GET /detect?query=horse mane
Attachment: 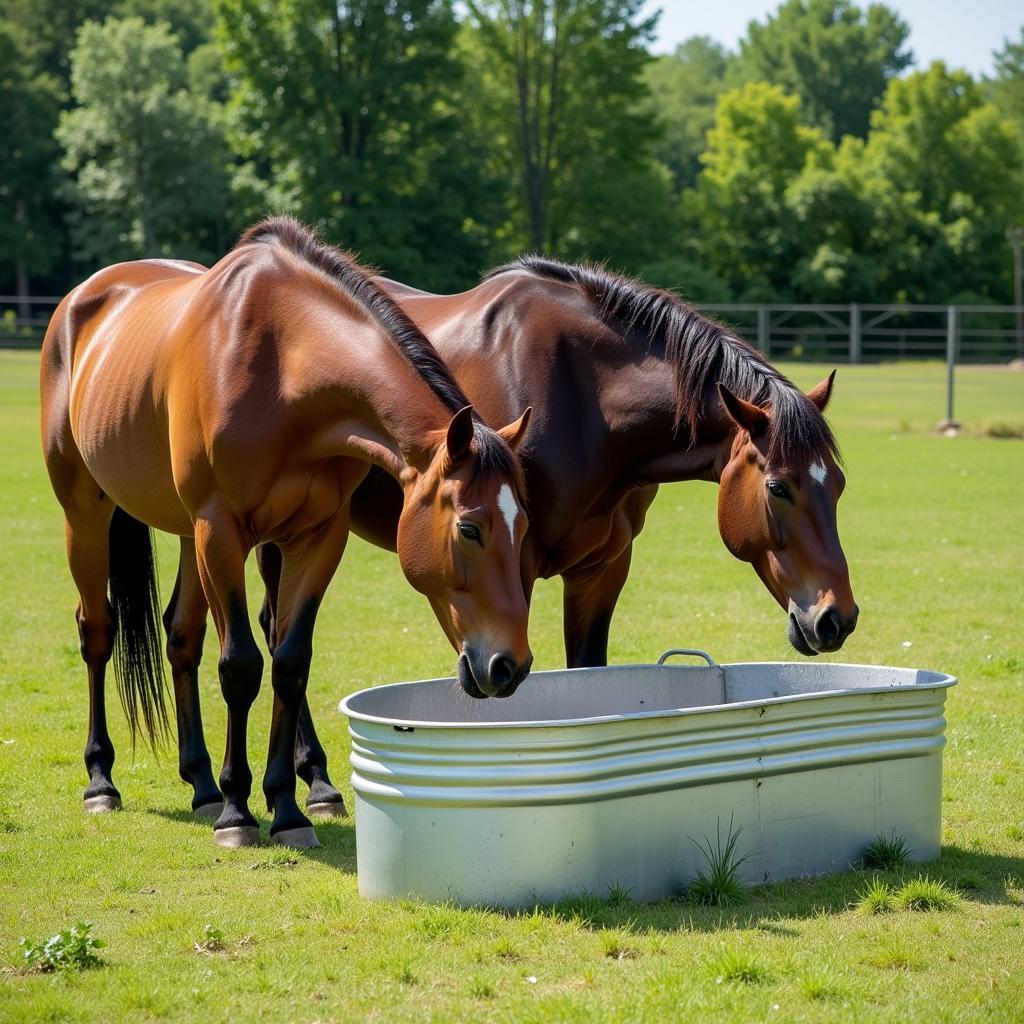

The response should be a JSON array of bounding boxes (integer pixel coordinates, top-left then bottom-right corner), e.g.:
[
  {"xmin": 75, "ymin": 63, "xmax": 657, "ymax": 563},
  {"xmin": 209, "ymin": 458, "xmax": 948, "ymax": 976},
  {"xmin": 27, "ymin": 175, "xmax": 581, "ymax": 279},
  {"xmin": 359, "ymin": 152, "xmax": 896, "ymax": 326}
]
[
  {"xmin": 487, "ymin": 255, "xmax": 840, "ymax": 467},
  {"xmin": 237, "ymin": 217, "xmax": 522, "ymax": 486}
]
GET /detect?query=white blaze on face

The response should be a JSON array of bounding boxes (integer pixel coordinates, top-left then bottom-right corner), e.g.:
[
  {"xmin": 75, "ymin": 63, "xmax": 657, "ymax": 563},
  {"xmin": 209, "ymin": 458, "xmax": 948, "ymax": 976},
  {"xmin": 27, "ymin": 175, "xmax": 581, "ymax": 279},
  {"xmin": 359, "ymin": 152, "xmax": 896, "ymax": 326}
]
[
  {"xmin": 497, "ymin": 483, "xmax": 519, "ymax": 545},
  {"xmin": 809, "ymin": 461, "xmax": 828, "ymax": 486}
]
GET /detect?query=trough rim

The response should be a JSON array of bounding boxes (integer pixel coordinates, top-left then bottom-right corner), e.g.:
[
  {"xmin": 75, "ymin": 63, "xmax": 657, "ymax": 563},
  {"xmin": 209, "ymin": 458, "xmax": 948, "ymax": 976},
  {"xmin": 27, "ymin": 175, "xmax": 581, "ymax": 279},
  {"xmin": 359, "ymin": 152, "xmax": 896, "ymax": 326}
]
[{"xmin": 339, "ymin": 661, "xmax": 956, "ymax": 732}]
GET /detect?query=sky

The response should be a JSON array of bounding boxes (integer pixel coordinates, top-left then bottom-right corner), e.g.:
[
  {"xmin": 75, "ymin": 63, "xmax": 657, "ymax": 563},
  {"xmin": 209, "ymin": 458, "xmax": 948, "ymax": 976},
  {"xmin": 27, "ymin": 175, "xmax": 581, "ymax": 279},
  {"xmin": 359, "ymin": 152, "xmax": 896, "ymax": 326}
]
[{"xmin": 643, "ymin": 0, "xmax": 1021, "ymax": 78}]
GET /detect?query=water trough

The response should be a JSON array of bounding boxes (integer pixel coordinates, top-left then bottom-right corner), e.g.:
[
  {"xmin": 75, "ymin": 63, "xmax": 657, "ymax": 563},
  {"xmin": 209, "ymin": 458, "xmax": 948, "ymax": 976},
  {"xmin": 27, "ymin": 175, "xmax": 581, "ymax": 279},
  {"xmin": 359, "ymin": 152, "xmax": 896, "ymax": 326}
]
[{"xmin": 339, "ymin": 651, "xmax": 955, "ymax": 907}]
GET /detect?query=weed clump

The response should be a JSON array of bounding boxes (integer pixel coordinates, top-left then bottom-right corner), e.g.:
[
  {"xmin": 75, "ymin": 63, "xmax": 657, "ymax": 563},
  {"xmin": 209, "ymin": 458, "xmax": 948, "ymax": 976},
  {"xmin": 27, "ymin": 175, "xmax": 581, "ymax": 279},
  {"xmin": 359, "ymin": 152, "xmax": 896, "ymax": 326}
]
[
  {"xmin": 862, "ymin": 831, "xmax": 911, "ymax": 871},
  {"xmin": 855, "ymin": 877, "xmax": 896, "ymax": 914},
  {"xmin": 683, "ymin": 817, "xmax": 749, "ymax": 907},
  {"xmin": 710, "ymin": 947, "xmax": 772, "ymax": 985},
  {"xmin": 21, "ymin": 921, "xmax": 104, "ymax": 973},
  {"xmin": 893, "ymin": 876, "xmax": 959, "ymax": 912}
]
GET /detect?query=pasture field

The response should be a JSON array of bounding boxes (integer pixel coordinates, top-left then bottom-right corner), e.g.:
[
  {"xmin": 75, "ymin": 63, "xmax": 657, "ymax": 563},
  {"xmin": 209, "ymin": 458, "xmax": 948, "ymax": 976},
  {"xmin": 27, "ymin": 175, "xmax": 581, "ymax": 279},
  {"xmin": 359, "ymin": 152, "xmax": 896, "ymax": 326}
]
[{"xmin": 1, "ymin": 350, "xmax": 1022, "ymax": 1023}]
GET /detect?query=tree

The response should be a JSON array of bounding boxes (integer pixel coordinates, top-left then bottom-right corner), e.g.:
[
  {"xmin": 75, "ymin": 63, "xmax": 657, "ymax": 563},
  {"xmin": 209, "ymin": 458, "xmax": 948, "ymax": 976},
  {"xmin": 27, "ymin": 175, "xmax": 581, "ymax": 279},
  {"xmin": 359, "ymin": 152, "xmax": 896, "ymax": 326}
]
[
  {"xmin": 462, "ymin": 0, "xmax": 675, "ymax": 268},
  {"xmin": 56, "ymin": 17, "xmax": 231, "ymax": 268},
  {"xmin": 216, "ymin": 0, "xmax": 497, "ymax": 290},
  {"xmin": 683, "ymin": 82, "xmax": 833, "ymax": 300},
  {"xmin": 844, "ymin": 62, "xmax": 1024, "ymax": 302},
  {"xmin": 643, "ymin": 36, "xmax": 734, "ymax": 192},
  {"xmin": 736, "ymin": 0, "xmax": 912, "ymax": 142},
  {"xmin": 988, "ymin": 28, "xmax": 1024, "ymax": 145},
  {"xmin": 0, "ymin": 21, "xmax": 65, "ymax": 307}
]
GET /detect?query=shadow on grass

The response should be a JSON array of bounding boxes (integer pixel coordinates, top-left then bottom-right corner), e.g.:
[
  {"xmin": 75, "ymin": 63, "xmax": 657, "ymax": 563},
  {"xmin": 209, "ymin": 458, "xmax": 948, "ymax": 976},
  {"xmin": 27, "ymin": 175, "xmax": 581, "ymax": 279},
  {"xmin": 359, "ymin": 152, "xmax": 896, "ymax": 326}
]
[
  {"xmin": 148, "ymin": 807, "xmax": 357, "ymax": 873},
  {"xmin": 505, "ymin": 844, "xmax": 1024, "ymax": 935}
]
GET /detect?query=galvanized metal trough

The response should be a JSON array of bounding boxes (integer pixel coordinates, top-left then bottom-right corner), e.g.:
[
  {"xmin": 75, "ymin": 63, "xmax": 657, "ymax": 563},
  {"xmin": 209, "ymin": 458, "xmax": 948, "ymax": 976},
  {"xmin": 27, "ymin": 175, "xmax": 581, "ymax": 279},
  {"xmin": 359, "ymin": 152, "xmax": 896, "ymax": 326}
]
[{"xmin": 339, "ymin": 651, "xmax": 955, "ymax": 907}]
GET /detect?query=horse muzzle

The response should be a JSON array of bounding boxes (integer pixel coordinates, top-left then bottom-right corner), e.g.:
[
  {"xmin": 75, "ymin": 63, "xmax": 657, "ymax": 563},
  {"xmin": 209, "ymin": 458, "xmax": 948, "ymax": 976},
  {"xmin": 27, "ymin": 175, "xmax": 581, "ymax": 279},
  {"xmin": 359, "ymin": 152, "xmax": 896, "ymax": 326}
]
[
  {"xmin": 788, "ymin": 602, "xmax": 859, "ymax": 656},
  {"xmin": 458, "ymin": 647, "xmax": 533, "ymax": 699}
]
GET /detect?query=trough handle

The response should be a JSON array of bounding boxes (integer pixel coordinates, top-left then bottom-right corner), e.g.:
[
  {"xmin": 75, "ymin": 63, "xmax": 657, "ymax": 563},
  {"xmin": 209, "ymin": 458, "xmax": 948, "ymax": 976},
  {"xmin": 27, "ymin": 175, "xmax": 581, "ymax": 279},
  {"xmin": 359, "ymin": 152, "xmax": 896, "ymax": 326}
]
[{"xmin": 657, "ymin": 648, "xmax": 717, "ymax": 668}]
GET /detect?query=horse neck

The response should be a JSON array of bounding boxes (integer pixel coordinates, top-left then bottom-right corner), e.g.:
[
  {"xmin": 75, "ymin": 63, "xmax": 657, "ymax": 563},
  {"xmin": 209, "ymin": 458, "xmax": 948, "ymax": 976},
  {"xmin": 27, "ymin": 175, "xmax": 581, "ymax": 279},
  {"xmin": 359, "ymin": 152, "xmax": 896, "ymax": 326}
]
[
  {"xmin": 593, "ymin": 331, "xmax": 738, "ymax": 486},
  {"xmin": 280, "ymin": 284, "xmax": 457, "ymax": 477}
]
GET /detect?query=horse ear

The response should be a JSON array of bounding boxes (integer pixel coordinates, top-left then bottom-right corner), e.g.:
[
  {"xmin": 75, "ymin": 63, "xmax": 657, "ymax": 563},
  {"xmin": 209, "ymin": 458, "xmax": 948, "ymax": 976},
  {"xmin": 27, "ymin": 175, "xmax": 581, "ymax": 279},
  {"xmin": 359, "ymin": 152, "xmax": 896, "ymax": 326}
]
[
  {"xmin": 496, "ymin": 407, "xmax": 532, "ymax": 452},
  {"xmin": 445, "ymin": 405, "xmax": 475, "ymax": 465},
  {"xmin": 806, "ymin": 370, "xmax": 836, "ymax": 412},
  {"xmin": 717, "ymin": 382, "xmax": 769, "ymax": 436}
]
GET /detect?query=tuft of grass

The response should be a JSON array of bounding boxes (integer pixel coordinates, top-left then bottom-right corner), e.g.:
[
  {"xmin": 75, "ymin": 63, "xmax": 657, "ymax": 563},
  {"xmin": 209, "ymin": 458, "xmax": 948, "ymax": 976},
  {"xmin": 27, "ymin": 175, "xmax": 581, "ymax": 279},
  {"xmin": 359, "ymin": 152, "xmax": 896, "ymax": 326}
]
[
  {"xmin": 710, "ymin": 947, "xmax": 772, "ymax": 985},
  {"xmin": 1006, "ymin": 825, "xmax": 1024, "ymax": 842},
  {"xmin": 980, "ymin": 416, "xmax": 1024, "ymax": 439},
  {"xmin": 954, "ymin": 870, "xmax": 985, "ymax": 893},
  {"xmin": 395, "ymin": 962, "xmax": 417, "ymax": 985},
  {"xmin": 800, "ymin": 972, "xmax": 843, "ymax": 1002},
  {"xmin": 493, "ymin": 937, "xmax": 519, "ymax": 961},
  {"xmin": 863, "ymin": 941, "xmax": 924, "ymax": 972},
  {"xmin": 468, "ymin": 975, "xmax": 495, "ymax": 999},
  {"xmin": 249, "ymin": 850, "xmax": 298, "ymax": 870},
  {"xmin": 893, "ymin": 876, "xmax": 960, "ymax": 912},
  {"xmin": 20, "ymin": 921, "xmax": 105, "ymax": 973},
  {"xmin": 855, "ymin": 877, "xmax": 895, "ymax": 914},
  {"xmin": 599, "ymin": 928, "xmax": 640, "ymax": 961},
  {"xmin": 862, "ymin": 831, "xmax": 912, "ymax": 871},
  {"xmin": 683, "ymin": 817, "xmax": 750, "ymax": 907},
  {"xmin": 606, "ymin": 881, "xmax": 633, "ymax": 907}
]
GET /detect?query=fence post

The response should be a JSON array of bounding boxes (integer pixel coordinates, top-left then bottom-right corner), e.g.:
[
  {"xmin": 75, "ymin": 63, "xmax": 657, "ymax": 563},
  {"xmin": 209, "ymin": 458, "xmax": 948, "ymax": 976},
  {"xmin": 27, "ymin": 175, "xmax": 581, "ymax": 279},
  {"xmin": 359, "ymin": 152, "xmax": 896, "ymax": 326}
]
[
  {"xmin": 849, "ymin": 303, "xmax": 861, "ymax": 364},
  {"xmin": 944, "ymin": 305, "xmax": 958, "ymax": 428},
  {"xmin": 757, "ymin": 306, "xmax": 770, "ymax": 356}
]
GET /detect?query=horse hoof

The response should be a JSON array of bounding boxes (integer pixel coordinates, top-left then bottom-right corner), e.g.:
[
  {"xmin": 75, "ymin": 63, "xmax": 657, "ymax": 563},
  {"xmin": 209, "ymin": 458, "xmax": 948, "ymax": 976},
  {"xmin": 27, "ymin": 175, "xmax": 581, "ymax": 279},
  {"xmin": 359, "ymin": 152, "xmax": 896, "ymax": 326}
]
[
  {"xmin": 213, "ymin": 825, "xmax": 261, "ymax": 849},
  {"xmin": 193, "ymin": 800, "xmax": 224, "ymax": 821},
  {"xmin": 306, "ymin": 800, "xmax": 347, "ymax": 819},
  {"xmin": 84, "ymin": 794, "xmax": 122, "ymax": 814},
  {"xmin": 271, "ymin": 826, "xmax": 320, "ymax": 849}
]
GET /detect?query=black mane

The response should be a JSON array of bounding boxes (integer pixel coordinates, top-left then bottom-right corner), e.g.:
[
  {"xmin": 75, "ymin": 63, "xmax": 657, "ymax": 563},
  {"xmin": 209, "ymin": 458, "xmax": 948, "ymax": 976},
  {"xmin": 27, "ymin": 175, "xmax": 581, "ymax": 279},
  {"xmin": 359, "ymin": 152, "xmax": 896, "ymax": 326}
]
[
  {"xmin": 488, "ymin": 255, "xmax": 839, "ymax": 467},
  {"xmin": 237, "ymin": 217, "xmax": 521, "ymax": 484}
]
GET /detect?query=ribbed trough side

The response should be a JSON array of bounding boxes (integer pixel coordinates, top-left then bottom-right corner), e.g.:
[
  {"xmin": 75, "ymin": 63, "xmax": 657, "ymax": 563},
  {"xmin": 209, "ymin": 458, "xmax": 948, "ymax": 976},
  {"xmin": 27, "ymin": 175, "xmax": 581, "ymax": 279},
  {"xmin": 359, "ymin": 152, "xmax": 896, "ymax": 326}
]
[{"xmin": 340, "ymin": 662, "xmax": 955, "ymax": 907}]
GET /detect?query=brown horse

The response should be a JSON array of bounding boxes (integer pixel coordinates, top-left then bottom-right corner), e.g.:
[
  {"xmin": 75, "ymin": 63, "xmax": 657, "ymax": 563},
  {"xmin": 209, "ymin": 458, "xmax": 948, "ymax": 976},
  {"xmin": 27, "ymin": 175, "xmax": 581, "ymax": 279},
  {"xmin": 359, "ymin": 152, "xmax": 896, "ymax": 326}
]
[
  {"xmin": 40, "ymin": 217, "xmax": 532, "ymax": 848},
  {"xmin": 244, "ymin": 257, "xmax": 859, "ymax": 817}
]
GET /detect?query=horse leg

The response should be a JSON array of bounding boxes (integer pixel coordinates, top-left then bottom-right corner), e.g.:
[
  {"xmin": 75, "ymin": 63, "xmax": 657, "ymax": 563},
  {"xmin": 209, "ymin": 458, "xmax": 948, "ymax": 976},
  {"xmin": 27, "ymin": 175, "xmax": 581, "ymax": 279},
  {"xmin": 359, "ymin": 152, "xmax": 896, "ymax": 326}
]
[
  {"xmin": 562, "ymin": 543, "xmax": 633, "ymax": 668},
  {"xmin": 262, "ymin": 516, "xmax": 349, "ymax": 848},
  {"xmin": 66, "ymin": 510, "xmax": 120, "ymax": 812},
  {"xmin": 257, "ymin": 542, "xmax": 346, "ymax": 818},
  {"xmin": 163, "ymin": 538, "xmax": 222, "ymax": 818},
  {"xmin": 194, "ymin": 510, "xmax": 263, "ymax": 848}
]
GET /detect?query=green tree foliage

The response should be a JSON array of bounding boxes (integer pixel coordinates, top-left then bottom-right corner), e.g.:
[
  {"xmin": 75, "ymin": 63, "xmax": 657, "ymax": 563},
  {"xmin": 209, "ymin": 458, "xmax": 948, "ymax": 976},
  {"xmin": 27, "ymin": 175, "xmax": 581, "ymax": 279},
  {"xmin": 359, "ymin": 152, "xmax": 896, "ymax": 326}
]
[
  {"xmin": 56, "ymin": 17, "xmax": 231, "ymax": 267},
  {"xmin": 847, "ymin": 62, "xmax": 1024, "ymax": 302},
  {"xmin": 0, "ymin": 22, "xmax": 65, "ymax": 300},
  {"xmin": 643, "ymin": 36, "xmax": 734, "ymax": 191},
  {"xmin": 463, "ymin": 0, "xmax": 677, "ymax": 271},
  {"xmin": 988, "ymin": 28, "xmax": 1024, "ymax": 144},
  {"xmin": 684, "ymin": 82, "xmax": 833, "ymax": 300},
  {"xmin": 216, "ymin": 0, "xmax": 496, "ymax": 290},
  {"xmin": 736, "ymin": 0, "xmax": 912, "ymax": 141}
]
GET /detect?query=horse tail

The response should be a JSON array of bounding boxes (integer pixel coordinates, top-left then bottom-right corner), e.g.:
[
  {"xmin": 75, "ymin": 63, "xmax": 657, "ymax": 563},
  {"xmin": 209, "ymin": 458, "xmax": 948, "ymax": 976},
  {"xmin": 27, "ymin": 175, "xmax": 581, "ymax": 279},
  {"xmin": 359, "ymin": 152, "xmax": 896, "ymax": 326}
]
[{"xmin": 108, "ymin": 506, "xmax": 169, "ymax": 750}]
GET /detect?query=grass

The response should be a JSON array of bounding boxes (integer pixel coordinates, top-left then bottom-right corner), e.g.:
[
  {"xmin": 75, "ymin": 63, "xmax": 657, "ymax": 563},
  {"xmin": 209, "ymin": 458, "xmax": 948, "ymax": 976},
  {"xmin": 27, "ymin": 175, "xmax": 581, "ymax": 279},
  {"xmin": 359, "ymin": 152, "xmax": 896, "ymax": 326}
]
[
  {"xmin": 2, "ymin": 354, "xmax": 1024, "ymax": 1022},
  {"xmin": 683, "ymin": 818, "xmax": 750, "ymax": 908},
  {"xmin": 862, "ymin": 832, "xmax": 913, "ymax": 871}
]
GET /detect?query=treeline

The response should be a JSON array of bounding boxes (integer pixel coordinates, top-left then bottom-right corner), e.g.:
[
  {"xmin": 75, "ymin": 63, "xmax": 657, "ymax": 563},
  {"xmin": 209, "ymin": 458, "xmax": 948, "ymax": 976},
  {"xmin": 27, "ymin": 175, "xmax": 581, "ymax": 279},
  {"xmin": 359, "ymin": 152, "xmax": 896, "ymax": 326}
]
[{"xmin": 2, "ymin": 0, "xmax": 1023, "ymax": 304}]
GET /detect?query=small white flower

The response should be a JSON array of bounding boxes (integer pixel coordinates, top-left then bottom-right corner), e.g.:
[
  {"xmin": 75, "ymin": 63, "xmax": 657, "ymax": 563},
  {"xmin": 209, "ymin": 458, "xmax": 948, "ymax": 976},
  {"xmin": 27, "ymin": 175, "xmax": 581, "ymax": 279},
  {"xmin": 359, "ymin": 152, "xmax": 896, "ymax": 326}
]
[{"xmin": 902, "ymin": 641, "xmax": 913, "ymax": 648}]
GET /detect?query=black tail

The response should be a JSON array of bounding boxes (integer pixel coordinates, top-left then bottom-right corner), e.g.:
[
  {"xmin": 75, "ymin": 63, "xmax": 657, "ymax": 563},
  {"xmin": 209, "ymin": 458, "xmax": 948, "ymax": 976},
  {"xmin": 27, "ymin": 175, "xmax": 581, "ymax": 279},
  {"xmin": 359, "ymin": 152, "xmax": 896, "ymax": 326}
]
[{"xmin": 108, "ymin": 507, "xmax": 169, "ymax": 749}]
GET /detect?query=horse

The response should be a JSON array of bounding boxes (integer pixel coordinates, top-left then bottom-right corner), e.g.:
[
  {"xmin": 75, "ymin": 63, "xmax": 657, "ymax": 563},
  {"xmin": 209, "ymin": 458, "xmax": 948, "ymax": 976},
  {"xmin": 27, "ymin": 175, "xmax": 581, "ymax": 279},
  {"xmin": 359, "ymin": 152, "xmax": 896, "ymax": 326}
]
[{"xmin": 39, "ymin": 216, "xmax": 533, "ymax": 849}]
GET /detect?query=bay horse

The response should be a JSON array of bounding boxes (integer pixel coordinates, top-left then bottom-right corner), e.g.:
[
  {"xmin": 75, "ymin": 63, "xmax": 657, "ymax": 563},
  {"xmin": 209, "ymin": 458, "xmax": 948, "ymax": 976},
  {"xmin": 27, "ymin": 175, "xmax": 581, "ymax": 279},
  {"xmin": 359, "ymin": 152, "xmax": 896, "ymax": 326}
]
[
  {"xmin": 40, "ymin": 216, "xmax": 532, "ymax": 848},
  {"xmin": 246, "ymin": 257, "xmax": 858, "ymax": 817}
]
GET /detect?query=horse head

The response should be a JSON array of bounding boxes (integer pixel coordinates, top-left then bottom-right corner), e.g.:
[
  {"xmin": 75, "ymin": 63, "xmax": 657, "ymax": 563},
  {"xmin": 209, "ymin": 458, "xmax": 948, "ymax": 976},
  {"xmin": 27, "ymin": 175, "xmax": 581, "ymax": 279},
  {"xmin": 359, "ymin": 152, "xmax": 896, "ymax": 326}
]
[
  {"xmin": 397, "ymin": 405, "xmax": 534, "ymax": 697},
  {"xmin": 716, "ymin": 372, "xmax": 858, "ymax": 655}
]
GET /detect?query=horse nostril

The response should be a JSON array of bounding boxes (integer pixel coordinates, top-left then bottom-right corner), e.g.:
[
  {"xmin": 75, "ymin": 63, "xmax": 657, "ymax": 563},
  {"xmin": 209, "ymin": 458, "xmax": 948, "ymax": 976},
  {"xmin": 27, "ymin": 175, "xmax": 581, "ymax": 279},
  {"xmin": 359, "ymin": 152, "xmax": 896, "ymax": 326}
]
[
  {"xmin": 815, "ymin": 606, "xmax": 843, "ymax": 648},
  {"xmin": 488, "ymin": 653, "xmax": 517, "ymax": 690}
]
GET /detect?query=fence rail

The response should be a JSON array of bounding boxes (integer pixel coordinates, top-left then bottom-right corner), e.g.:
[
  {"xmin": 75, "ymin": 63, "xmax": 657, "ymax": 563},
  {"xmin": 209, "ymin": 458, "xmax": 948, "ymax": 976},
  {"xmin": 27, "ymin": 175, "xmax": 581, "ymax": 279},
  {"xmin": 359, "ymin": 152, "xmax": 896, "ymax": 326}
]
[{"xmin": 4, "ymin": 296, "xmax": 1024, "ymax": 363}]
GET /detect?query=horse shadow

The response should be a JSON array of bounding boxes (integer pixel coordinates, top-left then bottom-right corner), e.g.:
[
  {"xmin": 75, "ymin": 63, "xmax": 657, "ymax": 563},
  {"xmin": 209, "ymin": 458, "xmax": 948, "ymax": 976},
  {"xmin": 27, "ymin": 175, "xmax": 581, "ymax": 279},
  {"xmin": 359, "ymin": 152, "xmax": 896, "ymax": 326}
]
[{"xmin": 148, "ymin": 807, "xmax": 357, "ymax": 873}]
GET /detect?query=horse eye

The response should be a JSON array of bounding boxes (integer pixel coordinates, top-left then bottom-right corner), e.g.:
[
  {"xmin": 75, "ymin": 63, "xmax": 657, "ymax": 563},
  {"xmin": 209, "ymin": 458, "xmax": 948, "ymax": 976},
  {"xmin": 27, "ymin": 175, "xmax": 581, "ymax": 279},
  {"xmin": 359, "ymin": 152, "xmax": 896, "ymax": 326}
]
[
  {"xmin": 458, "ymin": 521, "xmax": 482, "ymax": 545},
  {"xmin": 767, "ymin": 480, "xmax": 791, "ymax": 501}
]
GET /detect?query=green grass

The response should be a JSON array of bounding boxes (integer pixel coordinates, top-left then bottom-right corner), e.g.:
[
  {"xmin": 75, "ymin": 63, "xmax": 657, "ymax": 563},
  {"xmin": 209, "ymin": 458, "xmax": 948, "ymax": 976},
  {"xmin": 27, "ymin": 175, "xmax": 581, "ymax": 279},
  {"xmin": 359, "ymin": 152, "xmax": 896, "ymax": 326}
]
[
  {"xmin": 862, "ymin": 832, "xmax": 913, "ymax": 872},
  {"xmin": 1, "ymin": 353, "xmax": 1023, "ymax": 1022}
]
